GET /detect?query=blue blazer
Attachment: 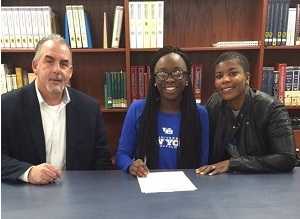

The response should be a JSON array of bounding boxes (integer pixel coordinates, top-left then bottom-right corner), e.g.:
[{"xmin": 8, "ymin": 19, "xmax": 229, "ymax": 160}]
[{"xmin": 1, "ymin": 82, "xmax": 112, "ymax": 181}]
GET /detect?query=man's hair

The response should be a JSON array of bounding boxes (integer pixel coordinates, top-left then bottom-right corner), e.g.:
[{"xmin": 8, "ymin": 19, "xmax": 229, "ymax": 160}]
[
  {"xmin": 33, "ymin": 34, "xmax": 71, "ymax": 62},
  {"xmin": 135, "ymin": 46, "xmax": 202, "ymax": 169},
  {"xmin": 214, "ymin": 51, "xmax": 250, "ymax": 73}
]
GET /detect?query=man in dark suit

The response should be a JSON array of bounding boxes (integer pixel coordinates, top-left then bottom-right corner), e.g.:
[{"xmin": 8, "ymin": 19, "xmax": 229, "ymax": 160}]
[{"xmin": 2, "ymin": 34, "xmax": 112, "ymax": 184}]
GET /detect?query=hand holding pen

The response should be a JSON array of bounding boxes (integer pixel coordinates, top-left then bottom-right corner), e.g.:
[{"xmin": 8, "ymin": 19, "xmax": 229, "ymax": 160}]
[{"xmin": 129, "ymin": 158, "xmax": 149, "ymax": 177}]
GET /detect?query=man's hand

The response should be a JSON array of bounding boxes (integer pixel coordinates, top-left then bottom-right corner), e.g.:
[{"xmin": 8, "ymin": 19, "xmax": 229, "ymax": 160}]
[
  {"xmin": 28, "ymin": 163, "xmax": 61, "ymax": 185},
  {"xmin": 129, "ymin": 159, "xmax": 149, "ymax": 177},
  {"xmin": 195, "ymin": 160, "xmax": 230, "ymax": 176}
]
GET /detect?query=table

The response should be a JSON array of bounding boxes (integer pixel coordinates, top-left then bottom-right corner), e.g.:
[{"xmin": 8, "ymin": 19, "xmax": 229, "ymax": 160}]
[{"xmin": 2, "ymin": 168, "xmax": 300, "ymax": 219}]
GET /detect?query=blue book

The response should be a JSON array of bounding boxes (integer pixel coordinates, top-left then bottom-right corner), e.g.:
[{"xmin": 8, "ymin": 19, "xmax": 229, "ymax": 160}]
[
  {"xmin": 84, "ymin": 12, "xmax": 93, "ymax": 48},
  {"xmin": 63, "ymin": 13, "xmax": 71, "ymax": 47}
]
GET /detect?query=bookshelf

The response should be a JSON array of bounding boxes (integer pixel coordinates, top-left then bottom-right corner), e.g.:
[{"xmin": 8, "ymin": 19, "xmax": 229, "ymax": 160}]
[{"xmin": 2, "ymin": 0, "xmax": 300, "ymax": 156}]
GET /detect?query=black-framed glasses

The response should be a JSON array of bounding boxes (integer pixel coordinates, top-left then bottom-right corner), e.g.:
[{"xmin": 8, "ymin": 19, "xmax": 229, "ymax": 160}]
[{"xmin": 154, "ymin": 70, "xmax": 187, "ymax": 81}]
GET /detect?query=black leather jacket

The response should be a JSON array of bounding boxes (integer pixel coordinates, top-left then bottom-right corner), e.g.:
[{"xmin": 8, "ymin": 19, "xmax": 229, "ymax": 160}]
[{"xmin": 206, "ymin": 87, "xmax": 296, "ymax": 172}]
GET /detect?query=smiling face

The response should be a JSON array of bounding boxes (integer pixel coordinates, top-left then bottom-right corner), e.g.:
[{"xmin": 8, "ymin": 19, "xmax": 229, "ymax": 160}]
[
  {"xmin": 214, "ymin": 58, "xmax": 250, "ymax": 110},
  {"xmin": 32, "ymin": 40, "xmax": 73, "ymax": 105},
  {"xmin": 154, "ymin": 53, "xmax": 188, "ymax": 109}
]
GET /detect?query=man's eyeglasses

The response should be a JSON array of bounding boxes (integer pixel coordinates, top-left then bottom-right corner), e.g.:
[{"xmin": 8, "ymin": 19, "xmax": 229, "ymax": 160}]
[
  {"xmin": 44, "ymin": 57, "xmax": 72, "ymax": 71},
  {"xmin": 154, "ymin": 70, "xmax": 187, "ymax": 81}
]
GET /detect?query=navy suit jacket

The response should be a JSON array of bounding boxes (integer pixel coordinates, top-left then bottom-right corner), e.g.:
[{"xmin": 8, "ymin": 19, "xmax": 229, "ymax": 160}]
[{"xmin": 1, "ymin": 82, "xmax": 112, "ymax": 181}]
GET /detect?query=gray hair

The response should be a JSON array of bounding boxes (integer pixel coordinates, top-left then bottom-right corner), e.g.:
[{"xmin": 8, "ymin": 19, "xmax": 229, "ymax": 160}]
[{"xmin": 33, "ymin": 34, "xmax": 71, "ymax": 62}]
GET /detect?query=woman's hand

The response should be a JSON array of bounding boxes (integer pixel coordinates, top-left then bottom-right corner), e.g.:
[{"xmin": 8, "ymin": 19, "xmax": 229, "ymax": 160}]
[
  {"xmin": 195, "ymin": 160, "xmax": 230, "ymax": 176},
  {"xmin": 129, "ymin": 159, "xmax": 149, "ymax": 177}
]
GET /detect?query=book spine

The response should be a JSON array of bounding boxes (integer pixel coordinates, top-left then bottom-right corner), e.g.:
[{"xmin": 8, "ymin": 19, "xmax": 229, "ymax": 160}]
[
  {"xmin": 19, "ymin": 7, "xmax": 28, "ymax": 48},
  {"xmin": 0, "ymin": 64, "xmax": 8, "ymax": 94},
  {"xmin": 138, "ymin": 66, "xmax": 145, "ymax": 99},
  {"xmin": 281, "ymin": 0, "xmax": 290, "ymax": 46},
  {"xmin": 42, "ymin": 7, "xmax": 52, "ymax": 37},
  {"xmin": 111, "ymin": 6, "xmax": 124, "ymax": 48},
  {"xmin": 136, "ymin": 2, "xmax": 144, "ymax": 48},
  {"xmin": 295, "ymin": 4, "xmax": 300, "ymax": 45},
  {"xmin": 66, "ymin": 5, "xmax": 77, "ymax": 48},
  {"xmin": 292, "ymin": 66, "xmax": 299, "ymax": 91},
  {"xmin": 77, "ymin": 5, "xmax": 88, "ymax": 48},
  {"xmin": 2, "ymin": 8, "xmax": 10, "ymax": 48},
  {"xmin": 277, "ymin": 63, "xmax": 287, "ymax": 103},
  {"xmin": 37, "ymin": 8, "xmax": 46, "ymax": 40},
  {"xmin": 25, "ymin": 7, "xmax": 34, "ymax": 48},
  {"xmin": 272, "ymin": 0, "xmax": 280, "ymax": 46},
  {"xmin": 72, "ymin": 5, "xmax": 83, "ymax": 48},
  {"xmin": 193, "ymin": 63, "xmax": 202, "ymax": 103},
  {"xmin": 287, "ymin": 8, "xmax": 296, "ymax": 46},
  {"xmin": 156, "ymin": 1, "xmax": 164, "ymax": 48},
  {"xmin": 144, "ymin": 66, "xmax": 150, "ymax": 97},
  {"xmin": 265, "ymin": 0, "xmax": 272, "ymax": 46},
  {"xmin": 15, "ymin": 67, "xmax": 24, "ymax": 88},
  {"xmin": 130, "ymin": 66, "xmax": 139, "ymax": 100},
  {"xmin": 143, "ymin": 2, "xmax": 151, "ymax": 48},
  {"xmin": 277, "ymin": 0, "xmax": 284, "ymax": 45},
  {"xmin": 268, "ymin": 0, "xmax": 275, "ymax": 46},
  {"xmin": 103, "ymin": 12, "xmax": 108, "ymax": 48},
  {"xmin": 129, "ymin": 2, "xmax": 137, "ymax": 48}
]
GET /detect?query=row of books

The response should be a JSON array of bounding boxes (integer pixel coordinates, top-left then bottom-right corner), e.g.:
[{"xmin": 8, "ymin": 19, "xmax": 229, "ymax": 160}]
[
  {"xmin": 0, "ymin": 65, "xmax": 36, "ymax": 94},
  {"xmin": 1, "ymin": 6, "xmax": 57, "ymax": 48},
  {"xmin": 262, "ymin": 64, "xmax": 300, "ymax": 106},
  {"xmin": 129, "ymin": 1, "xmax": 164, "ymax": 48},
  {"xmin": 104, "ymin": 71, "xmax": 127, "ymax": 109},
  {"xmin": 64, "ymin": 5, "xmax": 93, "ymax": 48},
  {"xmin": 130, "ymin": 65, "xmax": 150, "ymax": 100},
  {"xmin": 130, "ymin": 64, "xmax": 202, "ymax": 103},
  {"xmin": 264, "ymin": 0, "xmax": 300, "ymax": 46}
]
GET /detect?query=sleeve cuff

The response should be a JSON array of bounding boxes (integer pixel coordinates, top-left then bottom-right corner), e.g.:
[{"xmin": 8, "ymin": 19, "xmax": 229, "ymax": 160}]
[{"xmin": 18, "ymin": 166, "xmax": 33, "ymax": 182}]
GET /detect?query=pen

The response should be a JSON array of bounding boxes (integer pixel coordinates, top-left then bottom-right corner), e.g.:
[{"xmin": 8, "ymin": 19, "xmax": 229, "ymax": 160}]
[{"xmin": 144, "ymin": 156, "xmax": 149, "ymax": 174}]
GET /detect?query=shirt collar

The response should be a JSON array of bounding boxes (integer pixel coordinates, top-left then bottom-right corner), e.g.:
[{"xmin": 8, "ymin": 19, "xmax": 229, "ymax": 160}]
[{"xmin": 35, "ymin": 80, "xmax": 71, "ymax": 106}]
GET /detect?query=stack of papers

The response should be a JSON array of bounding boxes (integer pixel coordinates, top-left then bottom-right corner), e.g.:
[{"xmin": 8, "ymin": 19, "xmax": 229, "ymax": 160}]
[{"xmin": 137, "ymin": 171, "xmax": 197, "ymax": 194}]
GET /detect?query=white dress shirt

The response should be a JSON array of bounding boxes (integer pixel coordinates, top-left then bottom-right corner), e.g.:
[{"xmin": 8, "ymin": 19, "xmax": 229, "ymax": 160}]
[{"xmin": 19, "ymin": 81, "xmax": 71, "ymax": 182}]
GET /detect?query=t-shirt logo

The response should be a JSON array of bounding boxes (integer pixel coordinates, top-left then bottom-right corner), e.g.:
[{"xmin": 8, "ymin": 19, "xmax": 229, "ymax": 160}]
[
  {"xmin": 159, "ymin": 127, "xmax": 179, "ymax": 149},
  {"xmin": 162, "ymin": 127, "xmax": 173, "ymax": 135}
]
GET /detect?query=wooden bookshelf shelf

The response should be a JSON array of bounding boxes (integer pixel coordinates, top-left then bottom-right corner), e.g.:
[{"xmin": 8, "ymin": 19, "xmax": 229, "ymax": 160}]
[
  {"xmin": 130, "ymin": 48, "xmax": 159, "ymax": 52},
  {"xmin": 1, "ymin": 48, "xmax": 126, "ymax": 53},
  {"xmin": 1, "ymin": 48, "xmax": 35, "ymax": 53},
  {"xmin": 102, "ymin": 108, "xmax": 127, "ymax": 113},
  {"xmin": 182, "ymin": 46, "xmax": 261, "ymax": 52},
  {"xmin": 72, "ymin": 48, "xmax": 126, "ymax": 53},
  {"xmin": 286, "ymin": 106, "xmax": 300, "ymax": 110},
  {"xmin": 130, "ymin": 46, "xmax": 261, "ymax": 53},
  {"xmin": 264, "ymin": 46, "xmax": 300, "ymax": 50}
]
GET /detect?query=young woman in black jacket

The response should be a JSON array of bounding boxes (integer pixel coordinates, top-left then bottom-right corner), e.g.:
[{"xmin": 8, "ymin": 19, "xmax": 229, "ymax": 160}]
[{"xmin": 196, "ymin": 51, "xmax": 296, "ymax": 175}]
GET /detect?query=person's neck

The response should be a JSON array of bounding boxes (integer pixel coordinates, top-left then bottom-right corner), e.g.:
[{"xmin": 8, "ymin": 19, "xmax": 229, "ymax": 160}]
[
  {"xmin": 159, "ymin": 99, "xmax": 181, "ymax": 113},
  {"xmin": 40, "ymin": 88, "xmax": 63, "ymax": 106},
  {"xmin": 36, "ymin": 80, "xmax": 64, "ymax": 106},
  {"xmin": 228, "ymin": 92, "xmax": 246, "ymax": 110}
]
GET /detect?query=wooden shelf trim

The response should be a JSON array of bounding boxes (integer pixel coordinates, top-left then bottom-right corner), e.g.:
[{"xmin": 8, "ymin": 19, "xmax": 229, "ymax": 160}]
[
  {"xmin": 102, "ymin": 108, "xmax": 127, "ymax": 113},
  {"xmin": 286, "ymin": 106, "xmax": 300, "ymax": 110},
  {"xmin": 129, "ymin": 46, "xmax": 261, "ymax": 52},
  {"xmin": 1, "ymin": 48, "xmax": 126, "ymax": 53},
  {"xmin": 264, "ymin": 46, "xmax": 300, "ymax": 50}
]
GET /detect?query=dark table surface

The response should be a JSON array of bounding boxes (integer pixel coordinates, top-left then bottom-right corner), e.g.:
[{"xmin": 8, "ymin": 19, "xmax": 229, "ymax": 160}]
[{"xmin": 2, "ymin": 168, "xmax": 300, "ymax": 219}]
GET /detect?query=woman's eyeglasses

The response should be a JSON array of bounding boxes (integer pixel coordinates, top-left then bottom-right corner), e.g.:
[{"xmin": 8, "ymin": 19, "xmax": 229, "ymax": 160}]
[{"xmin": 154, "ymin": 70, "xmax": 187, "ymax": 81}]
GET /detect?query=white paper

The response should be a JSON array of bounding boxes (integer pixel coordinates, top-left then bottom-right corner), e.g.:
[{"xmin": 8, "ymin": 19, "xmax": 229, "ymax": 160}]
[{"xmin": 137, "ymin": 171, "xmax": 197, "ymax": 193}]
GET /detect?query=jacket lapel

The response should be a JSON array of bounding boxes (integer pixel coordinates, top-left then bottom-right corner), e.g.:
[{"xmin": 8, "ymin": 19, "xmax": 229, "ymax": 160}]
[
  {"xmin": 23, "ymin": 83, "xmax": 46, "ymax": 163},
  {"xmin": 65, "ymin": 89, "xmax": 80, "ymax": 169}
]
